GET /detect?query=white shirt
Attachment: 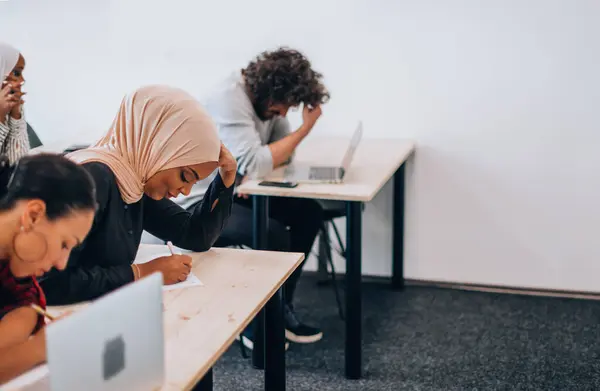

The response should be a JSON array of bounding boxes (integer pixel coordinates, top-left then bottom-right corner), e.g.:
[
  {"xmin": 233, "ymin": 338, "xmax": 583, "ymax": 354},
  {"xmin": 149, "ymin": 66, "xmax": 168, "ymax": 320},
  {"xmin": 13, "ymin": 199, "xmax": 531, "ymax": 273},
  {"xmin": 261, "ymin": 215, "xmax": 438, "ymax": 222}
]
[{"xmin": 174, "ymin": 72, "xmax": 291, "ymax": 210}]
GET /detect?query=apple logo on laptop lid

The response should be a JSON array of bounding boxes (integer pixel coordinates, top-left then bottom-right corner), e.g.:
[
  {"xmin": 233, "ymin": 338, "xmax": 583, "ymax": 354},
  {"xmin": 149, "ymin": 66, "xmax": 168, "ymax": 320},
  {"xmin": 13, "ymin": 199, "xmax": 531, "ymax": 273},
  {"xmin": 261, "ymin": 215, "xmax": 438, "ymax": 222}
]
[{"xmin": 103, "ymin": 335, "xmax": 126, "ymax": 381}]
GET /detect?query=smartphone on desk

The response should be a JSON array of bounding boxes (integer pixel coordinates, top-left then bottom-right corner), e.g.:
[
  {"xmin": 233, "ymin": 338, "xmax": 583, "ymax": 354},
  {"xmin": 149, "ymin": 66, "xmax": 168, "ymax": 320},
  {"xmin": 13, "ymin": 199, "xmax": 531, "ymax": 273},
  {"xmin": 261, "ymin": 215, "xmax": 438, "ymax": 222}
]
[{"xmin": 258, "ymin": 180, "xmax": 298, "ymax": 188}]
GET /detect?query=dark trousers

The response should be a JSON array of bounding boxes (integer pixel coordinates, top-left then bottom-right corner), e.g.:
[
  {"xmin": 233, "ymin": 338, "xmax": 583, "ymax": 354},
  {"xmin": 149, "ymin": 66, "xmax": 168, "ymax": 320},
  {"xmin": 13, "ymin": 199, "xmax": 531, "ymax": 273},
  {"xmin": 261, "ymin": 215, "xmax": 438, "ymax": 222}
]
[{"xmin": 214, "ymin": 196, "xmax": 324, "ymax": 304}]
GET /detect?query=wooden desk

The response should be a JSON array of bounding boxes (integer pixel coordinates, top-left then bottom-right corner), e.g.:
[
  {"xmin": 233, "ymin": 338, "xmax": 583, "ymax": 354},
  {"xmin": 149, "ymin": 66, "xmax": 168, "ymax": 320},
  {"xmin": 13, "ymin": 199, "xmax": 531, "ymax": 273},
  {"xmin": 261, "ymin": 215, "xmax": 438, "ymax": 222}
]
[
  {"xmin": 237, "ymin": 137, "xmax": 415, "ymax": 380},
  {"xmin": 3, "ymin": 246, "xmax": 304, "ymax": 391}
]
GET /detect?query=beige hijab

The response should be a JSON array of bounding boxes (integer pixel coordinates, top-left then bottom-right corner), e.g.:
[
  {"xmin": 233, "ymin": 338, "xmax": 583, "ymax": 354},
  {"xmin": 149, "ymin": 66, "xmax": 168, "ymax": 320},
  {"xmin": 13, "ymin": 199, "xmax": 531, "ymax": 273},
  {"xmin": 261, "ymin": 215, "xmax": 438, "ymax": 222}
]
[{"xmin": 68, "ymin": 85, "xmax": 220, "ymax": 204}]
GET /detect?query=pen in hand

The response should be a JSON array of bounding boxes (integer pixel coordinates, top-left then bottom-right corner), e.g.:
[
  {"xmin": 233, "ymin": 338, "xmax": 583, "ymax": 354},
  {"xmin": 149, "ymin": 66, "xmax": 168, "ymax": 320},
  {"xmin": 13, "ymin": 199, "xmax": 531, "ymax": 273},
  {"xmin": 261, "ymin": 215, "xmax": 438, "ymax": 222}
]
[
  {"xmin": 30, "ymin": 303, "xmax": 56, "ymax": 322},
  {"xmin": 167, "ymin": 241, "xmax": 178, "ymax": 256},
  {"xmin": 166, "ymin": 241, "xmax": 192, "ymax": 283}
]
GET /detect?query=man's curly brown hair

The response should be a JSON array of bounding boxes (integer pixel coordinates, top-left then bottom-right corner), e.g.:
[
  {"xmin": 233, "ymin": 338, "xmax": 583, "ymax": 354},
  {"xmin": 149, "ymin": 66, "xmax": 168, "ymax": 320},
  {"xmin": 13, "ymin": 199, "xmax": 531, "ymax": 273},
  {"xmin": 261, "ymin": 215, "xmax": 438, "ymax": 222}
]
[{"xmin": 242, "ymin": 47, "xmax": 330, "ymax": 110}]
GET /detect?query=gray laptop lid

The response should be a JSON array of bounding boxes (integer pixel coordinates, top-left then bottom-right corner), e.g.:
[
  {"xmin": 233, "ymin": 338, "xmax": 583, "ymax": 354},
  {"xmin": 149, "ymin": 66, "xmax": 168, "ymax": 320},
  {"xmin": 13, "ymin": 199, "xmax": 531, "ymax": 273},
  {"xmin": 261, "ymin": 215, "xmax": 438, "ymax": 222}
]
[
  {"xmin": 46, "ymin": 273, "xmax": 164, "ymax": 391},
  {"xmin": 340, "ymin": 121, "xmax": 363, "ymax": 173}
]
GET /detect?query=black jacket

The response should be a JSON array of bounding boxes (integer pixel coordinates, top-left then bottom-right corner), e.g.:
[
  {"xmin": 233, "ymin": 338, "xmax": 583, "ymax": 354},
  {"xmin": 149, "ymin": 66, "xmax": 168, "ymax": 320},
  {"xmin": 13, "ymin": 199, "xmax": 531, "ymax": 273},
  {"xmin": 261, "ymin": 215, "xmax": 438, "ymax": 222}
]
[{"xmin": 41, "ymin": 162, "xmax": 233, "ymax": 304}]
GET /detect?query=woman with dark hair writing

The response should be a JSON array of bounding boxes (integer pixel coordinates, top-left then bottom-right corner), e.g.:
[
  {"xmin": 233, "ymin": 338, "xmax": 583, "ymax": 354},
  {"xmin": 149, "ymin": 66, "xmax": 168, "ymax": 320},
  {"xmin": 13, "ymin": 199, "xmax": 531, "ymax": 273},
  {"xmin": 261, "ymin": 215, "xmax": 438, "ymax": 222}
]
[{"xmin": 0, "ymin": 154, "xmax": 97, "ymax": 384}]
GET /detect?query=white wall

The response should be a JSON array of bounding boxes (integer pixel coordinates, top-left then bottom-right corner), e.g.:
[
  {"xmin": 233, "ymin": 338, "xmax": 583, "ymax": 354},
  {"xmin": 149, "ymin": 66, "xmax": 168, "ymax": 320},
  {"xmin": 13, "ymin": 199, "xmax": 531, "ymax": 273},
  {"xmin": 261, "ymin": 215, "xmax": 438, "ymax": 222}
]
[{"xmin": 2, "ymin": 0, "xmax": 600, "ymax": 292}]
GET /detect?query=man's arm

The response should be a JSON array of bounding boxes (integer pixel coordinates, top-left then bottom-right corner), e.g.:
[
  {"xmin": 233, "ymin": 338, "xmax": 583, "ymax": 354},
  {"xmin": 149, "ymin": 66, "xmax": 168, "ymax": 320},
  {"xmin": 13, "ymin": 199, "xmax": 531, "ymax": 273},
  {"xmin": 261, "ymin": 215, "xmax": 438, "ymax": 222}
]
[
  {"xmin": 267, "ymin": 125, "xmax": 309, "ymax": 168},
  {"xmin": 267, "ymin": 105, "xmax": 322, "ymax": 168},
  {"xmin": 268, "ymin": 116, "xmax": 292, "ymax": 144},
  {"xmin": 224, "ymin": 120, "xmax": 305, "ymax": 178},
  {"xmin": 267, "ymin": 117, "xmax": 293, "ymax": 167},
  {"xmin": 220, "ymin": 101, "xmax": 322, "ymax": 178}
]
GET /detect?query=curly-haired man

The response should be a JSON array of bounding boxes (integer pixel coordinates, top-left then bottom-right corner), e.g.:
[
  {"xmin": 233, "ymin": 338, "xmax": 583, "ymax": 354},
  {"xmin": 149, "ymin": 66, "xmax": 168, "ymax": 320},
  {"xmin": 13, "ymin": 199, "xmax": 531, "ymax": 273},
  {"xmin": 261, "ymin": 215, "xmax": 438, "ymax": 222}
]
[{"xmin": 175, "ymin": 47, "xmax": 329, "ymax": 348}]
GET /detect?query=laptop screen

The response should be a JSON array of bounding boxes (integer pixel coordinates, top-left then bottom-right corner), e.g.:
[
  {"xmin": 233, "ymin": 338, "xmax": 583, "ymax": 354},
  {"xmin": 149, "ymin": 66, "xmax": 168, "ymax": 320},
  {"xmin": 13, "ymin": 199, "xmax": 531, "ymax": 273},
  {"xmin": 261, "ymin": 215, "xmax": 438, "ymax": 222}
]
[{"xmin": 341, "ymin": 121, "xmax": 363, "ymax": 173}]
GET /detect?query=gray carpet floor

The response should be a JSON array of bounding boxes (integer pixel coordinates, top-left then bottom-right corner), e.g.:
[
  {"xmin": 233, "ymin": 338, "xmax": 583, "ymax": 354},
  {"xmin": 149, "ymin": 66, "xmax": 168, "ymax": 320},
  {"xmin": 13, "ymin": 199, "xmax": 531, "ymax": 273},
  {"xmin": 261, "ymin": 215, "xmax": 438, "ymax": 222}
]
[{"xmin": 211, "ymin": 276, "xmax": 600, "ymax": 390}]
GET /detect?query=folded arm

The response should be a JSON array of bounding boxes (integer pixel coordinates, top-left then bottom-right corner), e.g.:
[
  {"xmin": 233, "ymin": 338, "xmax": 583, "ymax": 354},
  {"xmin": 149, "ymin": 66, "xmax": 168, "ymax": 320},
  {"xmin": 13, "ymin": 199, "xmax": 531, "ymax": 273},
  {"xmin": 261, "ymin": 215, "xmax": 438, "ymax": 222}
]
[
  {"xmin": 143, "ymin": 174, "xmax": 234, "ymax": 251},
  {"xmin": 41, "ymin": 262, "xmax": 134, "ymax": 305},
  {"xmin": 225, "ymin": 120, "xmax": 307, "ymax": 178}
]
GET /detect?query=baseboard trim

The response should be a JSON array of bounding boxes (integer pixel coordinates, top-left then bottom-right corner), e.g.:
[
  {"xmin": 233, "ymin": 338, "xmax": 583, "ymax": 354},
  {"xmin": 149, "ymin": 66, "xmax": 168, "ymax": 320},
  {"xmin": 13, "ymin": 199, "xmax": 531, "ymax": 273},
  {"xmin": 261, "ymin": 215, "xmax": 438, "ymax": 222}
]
[
  {"xmin": 405, "ymin": 279, "xmax": 600, "ymax": 301},
  {"xmin": 305, "ymin": 271, "xmax": 600, "ymax": 301}
]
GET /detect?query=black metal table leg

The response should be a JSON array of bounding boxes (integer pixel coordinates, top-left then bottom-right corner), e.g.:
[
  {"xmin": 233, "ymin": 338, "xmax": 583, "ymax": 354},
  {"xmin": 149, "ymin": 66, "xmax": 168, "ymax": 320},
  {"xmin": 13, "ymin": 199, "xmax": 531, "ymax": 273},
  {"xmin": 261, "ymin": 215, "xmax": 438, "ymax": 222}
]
[
  {"xmin": 264, "ymin": 288, "xmax": 286, "ymax": 391},
  {"xmin": 316, "ymin": 226, "xmax": 331, "ymax": 284},
  {"xmin": 193, "ymin": 368, "xmax": 213, "ymax": 391},
  {"xmin": 252, "ymin": 309, "xmax": 266, "ymax": 370},
  {"xmin": 392, "ymin": 163, "xmax": 406, "ymax": 290},
  {"xmin": 345, "ymin": 201, "xmax": 363, "ymax": 379},
  {"xmin": 252, "ymin": 195, "xmax": 269, "ymax": 370}
]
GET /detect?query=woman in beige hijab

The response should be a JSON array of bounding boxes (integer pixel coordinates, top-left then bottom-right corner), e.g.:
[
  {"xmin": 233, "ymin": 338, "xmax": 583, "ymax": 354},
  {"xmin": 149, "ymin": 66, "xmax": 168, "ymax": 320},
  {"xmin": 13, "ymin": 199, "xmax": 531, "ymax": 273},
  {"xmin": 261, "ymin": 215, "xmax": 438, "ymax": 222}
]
[{"xmin": 39, "ymin": 85, "xmax": 237, "ymax": 304}]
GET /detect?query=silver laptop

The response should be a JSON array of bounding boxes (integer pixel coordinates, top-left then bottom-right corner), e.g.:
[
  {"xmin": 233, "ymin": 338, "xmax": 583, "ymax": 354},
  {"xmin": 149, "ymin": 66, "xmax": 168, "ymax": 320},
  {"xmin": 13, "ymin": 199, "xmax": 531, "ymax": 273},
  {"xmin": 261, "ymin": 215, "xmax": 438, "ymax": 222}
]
[
  {"xmin": 46, "ymin": 273, "xmax": 164, "ymax": 391},
  {"xmin": 284, "ymin": 121, "xmax": 363, "ymax": 183}
]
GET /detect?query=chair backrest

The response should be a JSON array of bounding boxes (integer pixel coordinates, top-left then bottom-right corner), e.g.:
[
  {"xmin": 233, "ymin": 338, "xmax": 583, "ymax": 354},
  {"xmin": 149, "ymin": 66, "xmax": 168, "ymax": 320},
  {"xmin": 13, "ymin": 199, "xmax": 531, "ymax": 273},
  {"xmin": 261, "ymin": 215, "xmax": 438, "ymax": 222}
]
[
  {"xmin": 62, "ymin": 144, "xmax": 90, "ymax": 154},
  {"xmin": 26, "ymin": 122, "xmax": 43, "ymax": 149}
]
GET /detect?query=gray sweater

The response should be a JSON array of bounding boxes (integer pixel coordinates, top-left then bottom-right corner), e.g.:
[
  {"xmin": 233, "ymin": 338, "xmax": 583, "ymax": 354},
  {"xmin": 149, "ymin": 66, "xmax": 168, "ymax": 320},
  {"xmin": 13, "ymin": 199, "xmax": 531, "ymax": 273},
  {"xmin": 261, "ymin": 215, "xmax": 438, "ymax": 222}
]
[{"xmin": 174, "ymin": 72, "xmax": 292, "ymax": 210}]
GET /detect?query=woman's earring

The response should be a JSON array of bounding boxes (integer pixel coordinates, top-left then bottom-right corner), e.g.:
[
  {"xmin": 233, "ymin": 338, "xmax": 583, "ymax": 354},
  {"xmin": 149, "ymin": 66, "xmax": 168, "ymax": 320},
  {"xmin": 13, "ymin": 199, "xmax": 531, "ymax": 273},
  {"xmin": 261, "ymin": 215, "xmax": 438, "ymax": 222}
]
[{"xmin": 14, "ymin": 224, "xmax": 48, "ymax": 264}]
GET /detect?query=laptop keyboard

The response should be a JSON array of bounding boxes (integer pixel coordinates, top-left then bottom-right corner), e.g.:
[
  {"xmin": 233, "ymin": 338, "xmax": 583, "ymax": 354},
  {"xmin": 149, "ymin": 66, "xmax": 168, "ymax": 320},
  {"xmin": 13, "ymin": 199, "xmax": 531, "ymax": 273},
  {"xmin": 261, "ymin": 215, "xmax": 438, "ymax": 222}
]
[{"xmin": 309, "ymin": 167, "xmax": 338, "ymax": 180}]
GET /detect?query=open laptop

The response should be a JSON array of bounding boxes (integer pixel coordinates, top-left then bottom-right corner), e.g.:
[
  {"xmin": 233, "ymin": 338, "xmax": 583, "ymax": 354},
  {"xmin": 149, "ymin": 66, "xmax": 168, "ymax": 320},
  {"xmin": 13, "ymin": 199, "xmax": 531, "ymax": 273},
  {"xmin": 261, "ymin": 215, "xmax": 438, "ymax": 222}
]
[
  {"xmin": 284, "ymin": 121, "xmax": 363, "ymax": 184},
  {"xmin": 46, "ymin": 273, "xmax": 164, "ymax": 391}
]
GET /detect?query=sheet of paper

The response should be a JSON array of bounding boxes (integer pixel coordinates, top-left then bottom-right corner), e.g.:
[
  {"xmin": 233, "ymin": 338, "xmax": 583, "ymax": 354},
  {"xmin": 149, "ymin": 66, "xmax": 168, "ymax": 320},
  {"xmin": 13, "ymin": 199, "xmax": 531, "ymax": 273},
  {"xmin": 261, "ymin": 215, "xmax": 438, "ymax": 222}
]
[
  {"xmin": 133, "ymin": 246, "xmax": 204, "ymax": 290},
  {"xmin": 161, "ymin": 271, "xmax": 203, "ymax": 291}
]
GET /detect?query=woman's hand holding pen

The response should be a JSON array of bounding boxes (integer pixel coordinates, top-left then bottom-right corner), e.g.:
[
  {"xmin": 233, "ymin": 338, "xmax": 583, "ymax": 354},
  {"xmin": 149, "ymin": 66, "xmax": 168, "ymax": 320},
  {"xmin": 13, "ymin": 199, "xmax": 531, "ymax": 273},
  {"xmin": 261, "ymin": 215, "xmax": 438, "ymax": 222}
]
[{"xmin": 136, "ymin": 242, "xmax": 192, "ymax": 285}]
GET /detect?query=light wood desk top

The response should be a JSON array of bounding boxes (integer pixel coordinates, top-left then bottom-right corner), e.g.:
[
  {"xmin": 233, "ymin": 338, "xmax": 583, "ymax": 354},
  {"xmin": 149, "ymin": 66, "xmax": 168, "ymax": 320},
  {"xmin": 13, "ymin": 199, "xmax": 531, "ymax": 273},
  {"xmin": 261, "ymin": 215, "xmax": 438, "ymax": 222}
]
[
  {"xmin": 3, "ymin": 246, "xmax": 304, "ymax": 391},
  {"xmin": 159, "ymin": 246, "xmax": 303, "ymax": 390},
  {"xmin": 237, "ymin": 137, "xmax": 415, "ymax": 202}
]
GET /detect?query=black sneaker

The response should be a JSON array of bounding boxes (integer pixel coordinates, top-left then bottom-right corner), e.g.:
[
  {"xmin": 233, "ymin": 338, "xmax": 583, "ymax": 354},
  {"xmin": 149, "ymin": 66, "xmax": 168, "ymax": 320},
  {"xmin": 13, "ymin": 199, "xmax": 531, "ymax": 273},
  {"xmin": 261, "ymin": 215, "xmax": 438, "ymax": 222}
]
[
  {"xmin": 284, "ymin": 304, "xmax": 323, "ymax": 344},
  {"xmin": 235, "ymin": 327, "xmax": 289, "ymax": 351}
]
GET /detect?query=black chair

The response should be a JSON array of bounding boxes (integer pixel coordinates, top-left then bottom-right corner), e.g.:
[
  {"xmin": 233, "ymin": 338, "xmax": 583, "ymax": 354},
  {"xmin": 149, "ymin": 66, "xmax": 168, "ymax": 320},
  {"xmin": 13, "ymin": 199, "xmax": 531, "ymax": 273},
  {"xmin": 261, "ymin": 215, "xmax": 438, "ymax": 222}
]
[
  {"xmin": 26, "ymin": 122, "xmax": 42, "ymax": 149},
  {"xmin": 316, "ymin": 202, "xmax": 348, "ymax": 320},
  {"xmin": 26, "ymin": 122, "xmax": 90, "ymax": 154},
  {"xmin": 63, "ymin": 144, "xmax": 91, "ymax": 154}
]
